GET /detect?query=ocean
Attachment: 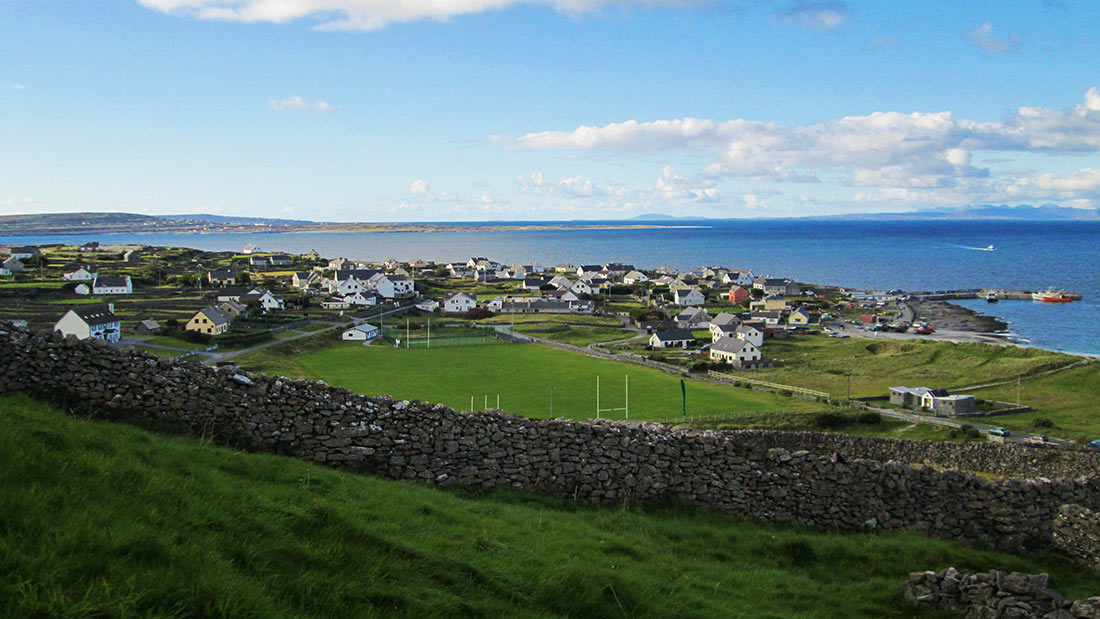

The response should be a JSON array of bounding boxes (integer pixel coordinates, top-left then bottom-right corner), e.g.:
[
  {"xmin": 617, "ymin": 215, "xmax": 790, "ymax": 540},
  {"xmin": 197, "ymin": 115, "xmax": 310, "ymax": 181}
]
[{"xmin": 3, "ymin": 219, "xmax": 1099, "ymax": 355}]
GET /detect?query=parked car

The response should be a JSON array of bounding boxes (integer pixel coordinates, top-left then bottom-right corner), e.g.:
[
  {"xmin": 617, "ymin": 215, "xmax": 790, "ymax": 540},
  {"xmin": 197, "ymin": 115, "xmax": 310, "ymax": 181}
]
[
  {"xmin": 988, "ymin": 427, "xmax": 1010, "ymax": 437},
  {"xmin": 1087, "ymin": 439, "xmax": 1100, "ymax": 451}
]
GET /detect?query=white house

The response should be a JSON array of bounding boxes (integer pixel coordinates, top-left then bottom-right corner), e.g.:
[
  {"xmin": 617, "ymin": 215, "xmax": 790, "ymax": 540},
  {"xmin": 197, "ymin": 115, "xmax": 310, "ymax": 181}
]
[
  {"xmin": 649, "ymin": 329, "xmax": 696, "ymax": 349},
  {"xmin": 92, "ymin": 275, "xmax": 132, "ymax": 295},
  {"xmin": 376, "ymin": 275, "xmax": 415, "ymax": 299},
  {"xmin": 62, "ymin": 265, "xmax": 97, "ymax": 282},
  {"xmin": 722, "ymin": 269, "xmax": 755, "ymax": 286},
  {"xmin": 239, "ymin": 289, "xmax": 285, "ymax": 311},
  {"xmin": 74, "ymin": 283, "xmax": 90, "ymax": 295},
  {"xmin": 333, "ymin": 276, "xmax": 369, "ymax": 296},
  {"xmin": 342, "ymin": 291, "xmax": 377, "ymax": 306},
  {"xmin": 548, "ymin": 275, "xmax": 573, "ymax": 289},
  {"xmin": 622, "ymin": 270, "xmax": 649, "ymax": 285},
  {"xmin": 342, "ymin": 323, "xmax": 380, "ymax": 341},
  {"xmin": 673, "ymin": 287, "xmax": 705, "ymax": 306},
  {"xmin": 5, "ymin": 246, "xmax": 39, "ymax": 260},
  {"xmin": 675, "ymin": 306, "xmax": 713, "ymax": 329},
  {"xmin": 54, "ymin": 304, "xmax": 121, "ymax": 343},
  {"xmin": 570, "ymin": 280, "xmax": 594, "ymax": 296},
  {"xmin": 709, "ymin": 338, "xmax": 761, "ymax": 365},
  {"xmin": 735, "ymin": 324, "xmax": 764, "ymax": 347},
  {"xmin": 709, "ymin": 322, "xmax": 739, "ymax": 341},
  {"xmin": 444, "ymin": 293, "xmax": 477, "ymax": 314}
]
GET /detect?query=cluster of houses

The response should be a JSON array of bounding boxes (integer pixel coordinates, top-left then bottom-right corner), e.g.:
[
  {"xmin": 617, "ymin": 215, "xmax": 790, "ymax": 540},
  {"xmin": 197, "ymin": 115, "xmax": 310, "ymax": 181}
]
[{"xmin": 0, "ymin": 246, "xmax": 39, "ymax": 276}]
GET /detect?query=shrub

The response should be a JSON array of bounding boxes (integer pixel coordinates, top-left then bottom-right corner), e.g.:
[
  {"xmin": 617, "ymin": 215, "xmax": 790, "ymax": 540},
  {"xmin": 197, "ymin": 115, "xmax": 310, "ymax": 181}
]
[
  {"xmin": 813, "ymin": 412, "xmax": 848, "ymax": 429},
  {"xmin": 463, "ymin": 307, "xmax": 494, "ymax": 320},
  {"xmin": 1032, "ymin": 417, "xmax": 1056, "ymax": 429},
  {"xmin": 855, "ymin": 412, "xmax": 882, "ymax": 425}
]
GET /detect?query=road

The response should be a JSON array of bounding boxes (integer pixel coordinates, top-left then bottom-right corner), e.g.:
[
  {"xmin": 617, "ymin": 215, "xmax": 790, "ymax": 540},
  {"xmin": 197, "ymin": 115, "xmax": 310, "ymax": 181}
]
[{"xmin": 864, "ymin": 404, "xmax": 1073, "ymax": 447}]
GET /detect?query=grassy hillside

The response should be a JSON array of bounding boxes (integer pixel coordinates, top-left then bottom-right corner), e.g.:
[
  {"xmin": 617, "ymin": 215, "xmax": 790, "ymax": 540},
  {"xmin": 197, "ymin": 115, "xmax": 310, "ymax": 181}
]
[
  {"xmin": 969, "ymin": 362, "xmax": 1100, "ymax": 442},
  {"xmin": 233, "ymin": 337, "xmax": 816, "ymax": 421},
  {"xmin": 754, "ymin": 336, "xmax": 1077, "ymax": 398},
  {"xmin": 3, "ymin": 393, "xmax": 1099, "ymax": 618}
]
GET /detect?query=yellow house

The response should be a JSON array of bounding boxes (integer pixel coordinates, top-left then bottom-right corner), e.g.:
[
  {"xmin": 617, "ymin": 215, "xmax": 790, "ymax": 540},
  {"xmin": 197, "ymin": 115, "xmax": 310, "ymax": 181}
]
[{"xmin": 186, "ymin": 306, "xmax": 231, "ymax": 336}]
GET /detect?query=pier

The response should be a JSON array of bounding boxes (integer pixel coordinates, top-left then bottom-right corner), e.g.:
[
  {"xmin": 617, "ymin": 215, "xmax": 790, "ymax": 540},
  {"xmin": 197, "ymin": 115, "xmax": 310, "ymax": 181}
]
[{"xmin": 906, "ymin": 289, "xmax": 1083, "ymax": 301}]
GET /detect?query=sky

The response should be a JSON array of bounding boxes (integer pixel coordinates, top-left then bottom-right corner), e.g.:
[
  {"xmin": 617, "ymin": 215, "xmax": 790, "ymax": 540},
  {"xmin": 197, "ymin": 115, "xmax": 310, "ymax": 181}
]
[{"xmin": 1, "ymin": 1, "xmax": 1099, "ymax": 222}]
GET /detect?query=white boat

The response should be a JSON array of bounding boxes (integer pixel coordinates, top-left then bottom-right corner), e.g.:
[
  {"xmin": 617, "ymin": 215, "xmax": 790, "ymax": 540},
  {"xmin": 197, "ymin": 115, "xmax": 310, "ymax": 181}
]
[{"xmin": 985, "ymin": 290, "xmax": 999, "ymax": 302}]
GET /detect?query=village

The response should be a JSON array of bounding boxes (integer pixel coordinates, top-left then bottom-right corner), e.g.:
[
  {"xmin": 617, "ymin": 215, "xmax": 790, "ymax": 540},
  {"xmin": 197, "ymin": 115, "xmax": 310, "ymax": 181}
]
[{"xmin": 1, "ymin": 241, "xmax": 1096, "ymax": 448}]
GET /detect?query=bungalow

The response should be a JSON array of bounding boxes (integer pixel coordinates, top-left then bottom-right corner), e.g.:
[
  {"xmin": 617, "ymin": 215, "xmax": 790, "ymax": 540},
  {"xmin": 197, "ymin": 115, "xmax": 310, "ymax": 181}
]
[
  {"xmin": 623, "ymin": 270, "xmax": 649, "ymax": 285},
  {"xmin": 604, "ymin": 263, "xmax": 635, "ymax": 277},
  {"xmin": 673, "ymin": 287, "xmax": 705, "ymax": 306},
  {"xmin": 92, "ymin": 275, "xmax": 132, "ymax": 295},
  {"xmin": 376, "ymin": 275, "xmax": 415, "ymax": 299},
  {"xmin": 789, "ymin": 307, "xmax": 812, "ymax": 325},
  {"xmin": 269, "ymin": 254, "xmax": 293, "ymax": 267},
  {"xmin": 62, "ymin": 264, "xmax": 97, "ymax": 282},
  {"xmin": 517, "ymin": 277, "xmax": 549, "ymax": 291},
  {"xmin": 654, "ymin": 275, "xmax": 675, "ymax": 286},
  {"xmin": 649, "ymin": 329, "xmax": 696, "ymax": 349},
  {"xmin": 762, "ymin": 295, "xmax": 790, "ymax": 311},
  {"xmin": 554, "ymin": 263, "xmax": 576, "ymax": 273},
  {"xmin": 242, "ymin": 243, "xmax": 261, "ymax": 254},
  {"xmin": 545, "ymin": 289, "xmax": 580, "ymax": 302},
  {"xmin": 734, "ymin": 324, "xmax": 764, "ymax": 347},
  {"xmin": 755, "ymin": 277, "xmax": 801, "ymax": 297},
  {"xmin": 415, "ymin": 299, "xmax": 440, "ymax": 312},
  {"xmin": 754, "ymin": 311, "xmax": 784, "ymax": 326},
  {"xmin": 444, "ymin": 293, "xmax": 477, "ymax": 314},
  {"xmin": 320, "ymin": 297, "xmax": 352, "ymax": 310},
  {"xmin": 728, "ymin": 285, "xmax": 751, "ymax": 303},
  {"xmin": 186, "ymin": 306, "xmax": 231, "ymax": 335},
  {"xmin": 888, "ymin": 387, "xmax": 941, "ymax": 408},
  {"xmin": 207, "ymin": 269, "xmax": 236, "ymax": 287},
  {"xmin": 675, "ymin": 306, "xmax": 713, "ymax": 329},
  {"xmin": 710, "ymin": 338, "xmax": 761, "ymax": 365},
  {"xmin": 342, "ymin": 323, "xmax": 380, "ymax": 341},
  {"xmin": 249, "ymin": 255, "xmax": 272, "ymax": 268},
  {"xmin": 548, "ymin": 275, "xmax": 574, "ymax": 289},
  {"xmin": 54, "ymin": 304, "xmax": 121, "ymax": 343},
  {"xmin": 4, "ymin": 246, "xmax": 39, "ymax": 260},
  {"xmin": 341, "ymin": 291, "xmax": 378, "ymax": 306}
]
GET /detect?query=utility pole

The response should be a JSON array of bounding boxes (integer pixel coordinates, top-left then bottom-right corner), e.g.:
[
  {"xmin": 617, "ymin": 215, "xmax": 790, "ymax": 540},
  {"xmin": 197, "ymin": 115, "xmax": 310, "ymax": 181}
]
[
  {"xmin": 1017, "ymin": 375, "xmax": 1021, "ymax": 406},
  {"xmin": 846, "ymin": 371, "xmax": 851, "ymax": 400}
]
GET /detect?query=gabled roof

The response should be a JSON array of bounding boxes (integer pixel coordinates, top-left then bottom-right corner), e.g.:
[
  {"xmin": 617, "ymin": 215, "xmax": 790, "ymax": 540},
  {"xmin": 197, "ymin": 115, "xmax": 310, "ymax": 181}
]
[
  {"xmin": 674, "ymin": 287, "xmax": 702, "ymax": 298},
  {"xmin": 445, "ymin": 292, "xmax": 476, "ymax": 302},
  {"xmin": 653, "ymin": 329, "xmax": 695, "ymax": 342},
  {"xmin": 139, "ymin": 319, "xmax": 160, "ymax": 330},
  {"xmin": 93, "ymin": 276, "xmax": 129, "ymax": 288},
  {"xmin": 209, "ymin": 269, "xmax": 234, "ymax": 278},
  {"xmin": 735, "ymin": 324, "xmax": 761, "ymax": 335},
  {"xmin": 70, "ymin": 304, "xmax": 118, "ymax": 326},
  {"xmin": 197, "ymin": 306, "xmax": 231, "ymax": 326},
  {"xmin": 711, "ymin": 338, "xmax": 752, "ymax": 353},
  {"xmin": 711, "ymin": 312, "xmax": 741, "ymax": 326}
]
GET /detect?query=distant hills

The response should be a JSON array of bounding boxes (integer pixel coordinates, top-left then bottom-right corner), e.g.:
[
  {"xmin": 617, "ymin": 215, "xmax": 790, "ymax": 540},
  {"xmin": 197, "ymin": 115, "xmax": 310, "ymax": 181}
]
[
  {"xmin": 803, "ymin": 204, "xmax": 1100, "ymax": 221},
  {"xmin": 1, "ymin": 204, "xmax": 1098, "ymax": 236}
]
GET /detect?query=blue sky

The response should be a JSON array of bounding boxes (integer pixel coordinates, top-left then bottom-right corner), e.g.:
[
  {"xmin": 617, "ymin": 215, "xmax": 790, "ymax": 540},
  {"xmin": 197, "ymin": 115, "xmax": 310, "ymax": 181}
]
[{"xmin": 2, "ymin": 1, "xmax": 1099, "ymax": 221}]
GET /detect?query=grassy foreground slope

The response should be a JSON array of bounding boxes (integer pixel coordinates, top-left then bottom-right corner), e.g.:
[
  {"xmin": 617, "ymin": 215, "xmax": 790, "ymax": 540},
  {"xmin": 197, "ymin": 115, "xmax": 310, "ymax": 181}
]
[
  {"xmin": 3, "ymin": 394, "xmax": 1100, "ymax": 618},
  {"xmin": 235, "ymin": 338, "xmax": 815, "ymax": 421}
]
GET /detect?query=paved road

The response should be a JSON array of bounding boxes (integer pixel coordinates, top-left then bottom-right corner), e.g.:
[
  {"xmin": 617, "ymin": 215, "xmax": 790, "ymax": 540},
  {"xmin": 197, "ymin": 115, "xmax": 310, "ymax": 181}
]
[{"xmin": 865, "ymin": 404, "xmax": 1072, "ymax": 447}]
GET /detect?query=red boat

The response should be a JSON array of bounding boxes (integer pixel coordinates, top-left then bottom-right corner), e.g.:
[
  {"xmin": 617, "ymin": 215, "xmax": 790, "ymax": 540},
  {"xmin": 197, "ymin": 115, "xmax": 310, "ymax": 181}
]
[
  {"xmin": 912, "ymin": 322, "xmax": 936, "ymax": 335},
  {"xmin": 1033, "ymin": 289, "xmax": 1074, "ymax": 303}
]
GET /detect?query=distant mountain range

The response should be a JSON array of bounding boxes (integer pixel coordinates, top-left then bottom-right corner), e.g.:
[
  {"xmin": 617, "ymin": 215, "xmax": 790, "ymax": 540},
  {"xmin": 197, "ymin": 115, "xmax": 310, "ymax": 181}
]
[{"xmin": 803, "ymin": 204, "xmax": 1100, "ymax": 221}]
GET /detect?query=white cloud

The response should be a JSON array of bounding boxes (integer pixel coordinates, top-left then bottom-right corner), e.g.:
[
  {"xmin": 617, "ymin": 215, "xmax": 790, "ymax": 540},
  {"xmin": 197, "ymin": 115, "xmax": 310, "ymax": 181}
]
[
  {"xmin": 7, "ymin": 84, "xmax": 26, "ymax": 90},
  {"xmin": 511, "ymin": 88, "xmax": 1100, "ymax": 193},
  {"xmin": 139, "ymin": 0, "xmax": 697, "ymax": 31},
  {"xmin": 775, "ymin": 1, "xmax": 850, "ymax": 30},
  {"xmin": 269, "ymin": 96, "xmax": 333, "ymax": 112},
  {"xmin": 409, "ymin": 179, "xmax": 430, "ymax": 194},
  {"xmin": 965, "ymin": 22, "xmax": 1019, "ymax": 54}
]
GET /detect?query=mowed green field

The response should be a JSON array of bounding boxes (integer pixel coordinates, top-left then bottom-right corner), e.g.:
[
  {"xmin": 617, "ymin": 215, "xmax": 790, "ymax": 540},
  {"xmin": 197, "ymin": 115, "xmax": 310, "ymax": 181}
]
[
  {"xmin": 5, "ymin": 393, "xmax": 1098, "ymax": 618},
  {"xmin": 969, "ymin": 362, "xmax": 1100, "ymax": 442},
  {"xmin": 236, "ymin": 340, "xmax": 813, "ymax": 421}
]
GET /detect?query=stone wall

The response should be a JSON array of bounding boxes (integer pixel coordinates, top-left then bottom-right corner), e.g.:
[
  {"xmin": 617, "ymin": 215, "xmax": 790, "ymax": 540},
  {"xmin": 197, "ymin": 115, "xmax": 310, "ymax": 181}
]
[
  {"xmin": 1052, "ymin": 505, "xmax": 1100, "ymax": 575},
  {"xmin": 2, "ymin": 323, "xmax": 1099, "ymax": 555},
  {"xmin": 905, "ymin": 568, "xmax": 1100, "ymax": 618},
  {"xmin": 719, "ymin": 430, "xmax": 1100, "ymax": 481}
]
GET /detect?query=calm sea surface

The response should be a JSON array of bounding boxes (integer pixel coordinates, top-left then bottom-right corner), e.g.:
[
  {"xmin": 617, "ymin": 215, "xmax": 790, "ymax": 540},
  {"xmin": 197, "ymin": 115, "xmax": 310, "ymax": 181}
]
[{"xmin": 3, "ymin": 220, "xmax": 1099, "ymax": 354}]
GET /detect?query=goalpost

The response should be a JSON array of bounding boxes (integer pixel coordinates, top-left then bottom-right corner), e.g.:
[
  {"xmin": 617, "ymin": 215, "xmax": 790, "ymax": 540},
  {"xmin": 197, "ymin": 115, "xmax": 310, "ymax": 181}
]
[{"xmin": 596, "ymin": 374, "xmax": 628, "ymax": 419}]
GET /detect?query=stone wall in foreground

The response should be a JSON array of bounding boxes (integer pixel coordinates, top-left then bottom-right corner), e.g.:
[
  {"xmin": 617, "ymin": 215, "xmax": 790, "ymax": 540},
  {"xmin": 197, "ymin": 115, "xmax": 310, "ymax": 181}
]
[
  {"xmin": 904, "ymin": 568, "xmax": 1100, "ymax": 618},
  {"xmin": 1, "ymin": 323, "xmax": 1098, "ymax": 555},
  {"xmin": 1053, "ymin": 505, "xmax": 1100, "ymax": 575}
]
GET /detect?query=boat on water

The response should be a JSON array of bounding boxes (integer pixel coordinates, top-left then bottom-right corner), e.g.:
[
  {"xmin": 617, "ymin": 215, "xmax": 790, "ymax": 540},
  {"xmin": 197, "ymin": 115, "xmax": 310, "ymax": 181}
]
[
  {"xmin": 985, "ymin": 290, "xmax": 1000, "ymax": 302},
  {"xmin": 1032, "ymin": 289, "xmax": 1074, "ymax": 303}
]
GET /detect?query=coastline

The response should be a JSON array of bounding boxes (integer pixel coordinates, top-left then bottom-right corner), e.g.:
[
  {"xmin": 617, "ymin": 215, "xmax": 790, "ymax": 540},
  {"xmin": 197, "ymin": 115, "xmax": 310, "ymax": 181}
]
[{"xmin": 910, "ymin": 299, "xmax": 1008, "ymax": 334}]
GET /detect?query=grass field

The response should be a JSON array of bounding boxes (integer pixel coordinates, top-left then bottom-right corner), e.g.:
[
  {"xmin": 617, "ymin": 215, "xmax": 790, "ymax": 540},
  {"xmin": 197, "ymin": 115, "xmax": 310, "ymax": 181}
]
[
  {"xmin": 753, "ymin": 336, "xmax": 1077, "ymax": 398},
  {"xmin": 514, "ymin": 323, "xmax": 638, "ymax": 347},
  {"xmin": 234, "ymin": 338, "xmax": 814, "ymax": 421},
  {"xmin": 967, "ymin": 362, "xmax": 1100, "ymax": 442},
  {"xmin": 4, "ymin": 393, "xmax": 1097, "ymax": 618}
]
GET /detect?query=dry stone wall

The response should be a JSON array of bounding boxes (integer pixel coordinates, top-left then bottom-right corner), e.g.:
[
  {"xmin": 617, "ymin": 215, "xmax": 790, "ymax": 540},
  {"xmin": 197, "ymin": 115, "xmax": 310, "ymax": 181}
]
[
  {"xmin": 905, "ymin": 568, "xmax": 1100, "ymax": 618},
  {"xmin": 1052, "ymin": 505, "xmax": 1100, "ymax": 575},
  {"xmin": 1, "ymin": 323, "xmax": 1099, "ymax": 555}
]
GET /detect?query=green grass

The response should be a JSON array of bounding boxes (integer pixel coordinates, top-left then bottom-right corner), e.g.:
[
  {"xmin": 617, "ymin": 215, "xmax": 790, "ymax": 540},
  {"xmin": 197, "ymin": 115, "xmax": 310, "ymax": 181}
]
[
  {"xmin": 968, "ymin": 361, "xmax": 1100, "ymax": 442},
  {"xmin": 479, "ymin": 313, "xmax": 622, "ymax": 327},
  {"xmin": 515, "ymin": 323, "xmax": 639, "ymax": 347},
  {"xmin": 235, "ymin": 339, "xmax": 814, "ymax": 421},
  {"xmin": 142, "ymin": 335, "xmax": 209, "ymax": 351},
  {"xmin": 756, "ymin": 336, "xmax": 1075, "ymax": 398},
  {"xmin": 688, "ymin": 411, "xmax": 972, "ymax": 442},
  {"xmin": 4, "ymin": 393, "xmax": 1097, "ymax": 618}
]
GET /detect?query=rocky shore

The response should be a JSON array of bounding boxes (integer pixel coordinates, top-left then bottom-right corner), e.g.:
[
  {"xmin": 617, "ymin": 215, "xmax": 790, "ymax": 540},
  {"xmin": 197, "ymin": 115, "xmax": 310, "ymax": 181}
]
[{"xmin": 911, "ymin": 299, "xmax": 1008, "ymax": 333}]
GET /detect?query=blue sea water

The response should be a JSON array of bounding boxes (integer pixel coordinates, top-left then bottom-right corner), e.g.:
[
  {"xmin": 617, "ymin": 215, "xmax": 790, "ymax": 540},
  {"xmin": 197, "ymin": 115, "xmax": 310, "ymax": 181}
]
[{"xmin": 3, "ymin": 219, "xmax": 1099, "ymax": 354}]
